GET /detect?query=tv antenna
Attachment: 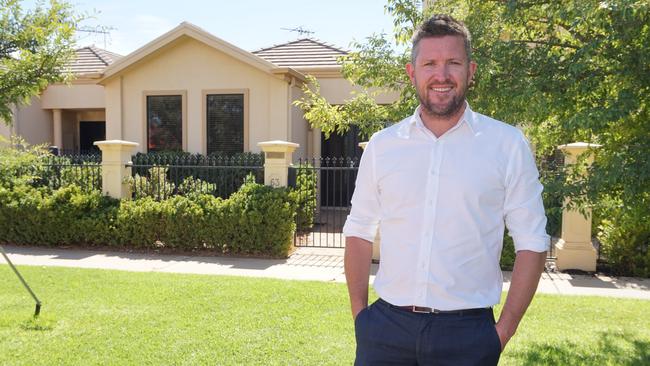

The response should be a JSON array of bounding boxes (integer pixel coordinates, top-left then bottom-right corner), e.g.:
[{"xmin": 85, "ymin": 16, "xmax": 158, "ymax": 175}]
[
  {"xmin": 280, "ymin": 26, "xmax": 314, "ymax": 37},
  {"xmin": 76, "ymin": 25, "xmax": 116, "ymax": 49}
]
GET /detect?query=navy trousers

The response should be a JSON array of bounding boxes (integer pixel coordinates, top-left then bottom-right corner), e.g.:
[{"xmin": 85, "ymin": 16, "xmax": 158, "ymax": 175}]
[{"xmin": 354, "ymin": 299, "xmax": 502, "ymax": 366}]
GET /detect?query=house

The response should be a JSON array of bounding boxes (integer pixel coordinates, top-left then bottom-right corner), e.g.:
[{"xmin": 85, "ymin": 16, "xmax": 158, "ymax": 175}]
[{"xmin": 2, "ymin": 22, "xmax": 397, "ymax": 159}]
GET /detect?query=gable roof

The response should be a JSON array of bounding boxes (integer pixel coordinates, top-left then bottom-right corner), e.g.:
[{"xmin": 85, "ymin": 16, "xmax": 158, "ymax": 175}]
[
  {"xmin": 253, "ymin": 39, "xmax": 348, "ymax": 69},
  {"xmin": 99, "ymin": 22, "xmax": 303, "ymax": 84},
  {"xmin": 66, "ymin": 46, "xmax": 122, "ymax": 77}
]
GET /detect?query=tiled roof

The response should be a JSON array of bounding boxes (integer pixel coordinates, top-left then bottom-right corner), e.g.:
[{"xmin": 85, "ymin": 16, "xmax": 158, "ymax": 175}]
[
  {"xmin": 253, "ymin": 39, "xmax": 348, "ymax": 68},
  {"xmin": 65, "ymin": 46, "xmax": 122, "ymax": 75}
]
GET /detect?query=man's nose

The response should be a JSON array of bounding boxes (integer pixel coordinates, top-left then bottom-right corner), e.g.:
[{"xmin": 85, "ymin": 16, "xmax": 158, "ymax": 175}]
[{"xmin": 430, "ymin": 65, "xmax": 450, "ymax": 82}]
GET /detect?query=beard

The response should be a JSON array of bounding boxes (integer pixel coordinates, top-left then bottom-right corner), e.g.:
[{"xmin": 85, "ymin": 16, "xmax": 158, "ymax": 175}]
[{"xmin": 416, "ymin": 79, "xmax": 468, "ymax": 119}]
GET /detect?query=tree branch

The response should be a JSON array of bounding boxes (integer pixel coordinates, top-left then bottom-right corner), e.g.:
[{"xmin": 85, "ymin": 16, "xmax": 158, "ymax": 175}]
[{"xmin": 508, "ymin": 39, "xmax": 580, "ymax": 50}]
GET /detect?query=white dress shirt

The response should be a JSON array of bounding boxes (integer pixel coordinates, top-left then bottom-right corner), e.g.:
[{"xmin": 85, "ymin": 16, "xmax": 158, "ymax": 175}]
[{"xmin": 343, "ymin": 104, "xmax": 550, "ymax": 310}]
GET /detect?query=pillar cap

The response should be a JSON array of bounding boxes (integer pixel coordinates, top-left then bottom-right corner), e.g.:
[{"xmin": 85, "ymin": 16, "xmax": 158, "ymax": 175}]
[
  {"xmin": 558, "ymin": 142, "xmax": 601, "ymax": 152},
  {"xmin": 94, "ymin": 140, "xmax": 139, "ymax": 148},
  {"xmin": 258, "ymin": 140, "xmax": 299, "ymax": 152}
]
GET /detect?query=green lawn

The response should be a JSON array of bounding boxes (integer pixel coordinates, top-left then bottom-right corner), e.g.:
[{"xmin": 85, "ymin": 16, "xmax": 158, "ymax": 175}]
[{"xmin": 1, "ymin": 265, "xmax": 649, "ymax": 365}]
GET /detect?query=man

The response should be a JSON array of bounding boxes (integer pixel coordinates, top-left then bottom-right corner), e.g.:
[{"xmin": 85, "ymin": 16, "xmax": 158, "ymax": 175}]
[{"xmin": 343, "ymin": 14, "xmax": 549, "ymax": 366}]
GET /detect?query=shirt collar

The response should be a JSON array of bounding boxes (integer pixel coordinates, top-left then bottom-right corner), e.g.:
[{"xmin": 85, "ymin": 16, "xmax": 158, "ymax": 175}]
[{"xmin": 397, "ymin": 102, "xmax": 478, "ymax": 139}]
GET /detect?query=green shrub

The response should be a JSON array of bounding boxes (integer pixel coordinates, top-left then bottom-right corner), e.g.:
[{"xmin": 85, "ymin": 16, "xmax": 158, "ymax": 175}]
[
  {"xmin": 0, "ymin": 184, "xmax": 117, "ymax": 246},
  {"xmin": 0, "ymin": 137, "xmax": 53, "ymax": 189},
  {"xmin": 500, "ymin": 233, "xmax": 516, "ymax": 271},
  {"xmin": 598, "ymin": 199, "xmax": 650, "ymax": 277},
  {"xmin": 0, "ymin": 136, "xmax": 101, "ymax": 193},
  {"xmin": 130, "ymin": 152, "xmax": 264, "ymax": 199},
  {"xmin": 129, "ymin": 166, "xmax": 175, "ymax": 200},
  {"xmin": 538, "ymin": 157, "xmax": 564, "ymax": 238},
  {"xmin": 177, "ymin": 176, "xmax": 217, "ymax": 198},
  {"xmin": 224, "ymin": 181, "xmax": 297, "ymax": 256},
  {"xmin": 290, "ymin": 164, "xmax": 317, "ymax": 232},
  {"xmin": 0, "ymin": 181, "xmax": 296, "ymax": 257},
  {"xmin": 116, "ymin": 180, "xmax": 295, "ymax": 255}
]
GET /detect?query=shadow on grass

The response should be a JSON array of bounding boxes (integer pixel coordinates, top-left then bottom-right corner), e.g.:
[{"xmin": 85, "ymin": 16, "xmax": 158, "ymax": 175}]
[
  {"xmin": 511, "ymin": 331, "xmax": 650, "ymax": 365},
  {"xmin": 19, "ymin": 318, "xmax": 55, "ymax": 332}
]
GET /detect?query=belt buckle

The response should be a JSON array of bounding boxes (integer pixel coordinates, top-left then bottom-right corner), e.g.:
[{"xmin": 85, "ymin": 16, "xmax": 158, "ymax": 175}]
[{"xmin": 411, "ymin": 306, "xmax": 433, "ymax": 313}]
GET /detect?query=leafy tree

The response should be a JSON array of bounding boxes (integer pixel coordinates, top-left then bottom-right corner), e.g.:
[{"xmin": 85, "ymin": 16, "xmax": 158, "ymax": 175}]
[
  {"xmin": 0, "ymin": 0, "xmax": 80, "ymax": 123},
  {"xmin": 293, "ymin": 0, "xmax": 420, "ymax": 140},
  {"xmin": 296, "ymin": 1, "xmax": 650, "ymax": 275},
  {"xmin": 296, "ymin": 0, "xmax": 649, "ymax": 212}
]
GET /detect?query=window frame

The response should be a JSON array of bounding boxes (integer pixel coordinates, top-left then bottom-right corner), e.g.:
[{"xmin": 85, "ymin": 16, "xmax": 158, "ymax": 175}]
[
  {"xmin": 201, "ymin": 89, "xmax": 249, "ymax": 155},
  {"xmin": 142, "ymin": 90, "xmax": 187, "ymax": 153}
]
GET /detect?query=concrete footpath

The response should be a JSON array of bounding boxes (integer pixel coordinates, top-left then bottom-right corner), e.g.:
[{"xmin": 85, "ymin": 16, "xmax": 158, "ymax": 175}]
[{"xmin": 1, "ymin": 245, "xmax": 649, "ymax": 300}]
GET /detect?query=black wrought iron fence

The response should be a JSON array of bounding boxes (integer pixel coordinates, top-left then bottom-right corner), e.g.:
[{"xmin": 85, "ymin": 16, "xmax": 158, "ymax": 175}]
[
  {"xmin": 128, "ymin": 154, "xmax": 264, "ymax": 200},
  {"xmin": 38, "ymin": 160, "xmax": 102, "ymax": 192},
  {"xmin": 50, "ymin": 148, "xmax": 102, "ymax": 160},
  {"xmin": 52, "ymin": 153, "xmax": 102, "ymax": 164},
  {"xmin": 291, "ymin": 157, "xmax": 359, "ymax": 248}
]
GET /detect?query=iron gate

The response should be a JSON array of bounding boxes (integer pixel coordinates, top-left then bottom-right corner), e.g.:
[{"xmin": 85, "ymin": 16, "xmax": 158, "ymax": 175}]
[{"xmin": 291, "ymin": 157, "xmax": 359, "ymax": 248}]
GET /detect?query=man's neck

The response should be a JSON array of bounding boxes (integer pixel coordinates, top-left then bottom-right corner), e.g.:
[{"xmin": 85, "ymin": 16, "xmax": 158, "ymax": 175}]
[{"xmin": 420, "ymin": 103, "xmax": 467, "ymax": 138}]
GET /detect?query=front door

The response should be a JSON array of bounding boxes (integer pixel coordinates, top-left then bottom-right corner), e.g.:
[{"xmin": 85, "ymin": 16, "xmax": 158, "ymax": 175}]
[
  {"xmin": 79, "ymin": 121, "xmax": 105, "ymax": 153},
  {"xmin": 320, "ymin": 126, "xmax": 363, "ymax": 207}
]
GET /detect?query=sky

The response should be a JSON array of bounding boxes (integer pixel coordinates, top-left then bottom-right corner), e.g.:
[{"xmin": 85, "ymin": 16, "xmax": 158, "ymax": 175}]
[{"xmin": 58, "ymin": 0, "xmax": 400, "ymax": 55}]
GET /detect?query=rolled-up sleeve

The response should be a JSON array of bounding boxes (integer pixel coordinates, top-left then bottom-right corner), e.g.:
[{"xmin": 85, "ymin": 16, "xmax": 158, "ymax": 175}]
[
  {"xmin": 343, "ymin": 137, "xmax": 381, "ymax": 243},
  {"xmin": 504, "ymin": 133, "xmax": 551, "ymax": 253}
]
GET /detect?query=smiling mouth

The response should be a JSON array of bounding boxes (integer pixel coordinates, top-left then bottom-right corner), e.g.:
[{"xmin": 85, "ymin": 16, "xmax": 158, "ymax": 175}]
[{"xmin": 430, "ymin": 86, "xmax": 453, "ymax": 92}]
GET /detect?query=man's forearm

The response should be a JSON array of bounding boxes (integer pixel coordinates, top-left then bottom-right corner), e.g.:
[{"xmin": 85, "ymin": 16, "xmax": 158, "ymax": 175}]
[
  {"xmin": 344, "ymin": 236, "xmax": 374, "ymax": 320},
  {"xmin": 496, "ymin": 250, "xmax": 546, "ymax": 349}
]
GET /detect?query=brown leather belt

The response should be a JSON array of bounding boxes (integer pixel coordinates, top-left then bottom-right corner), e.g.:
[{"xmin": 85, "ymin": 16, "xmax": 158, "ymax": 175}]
[{"xmin": 380, "ymin": 298, "xmax": 491, "ymax": 316}]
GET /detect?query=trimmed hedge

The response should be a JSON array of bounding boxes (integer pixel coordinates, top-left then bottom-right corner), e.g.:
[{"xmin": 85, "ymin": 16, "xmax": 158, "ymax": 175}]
[
  {"xmin": 500, "ymin": 233, "xmax": 516, "ymax": 271},
  {"xmin": 598, "ymin": 201, "xmax": 650, "ymax": 277},
  {"xmin": 0, "ymin": 182, "xmax": 297, "ymax": 257}
]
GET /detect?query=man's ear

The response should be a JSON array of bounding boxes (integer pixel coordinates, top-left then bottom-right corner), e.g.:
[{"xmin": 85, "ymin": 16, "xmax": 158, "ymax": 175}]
[
  {"xmin": 468, "ymin": 61, "xmax": 478, "ymax": 82},
  {"xmin": 406, "ymin": 63, "xmax": 416, "ymax": 85}
]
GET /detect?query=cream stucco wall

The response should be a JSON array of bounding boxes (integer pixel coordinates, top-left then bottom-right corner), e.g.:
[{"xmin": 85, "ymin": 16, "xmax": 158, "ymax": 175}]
[
  {"xmin": 104, "ymin": 36, "xmax": 291, "ymax": 154},
  {"xmin": 1, "ymin": 86, "xmax": 106, "ymax": 150},
  {"xmin": 8, "ymin": 97, "xmax": 54, "ymax": 146},
  {"xmin": 290, "ymin": 83, "xmax": 308, "ymax": 160},
  {"xmin": 315, "ymin": 77, "xmax": 399, "ymax": 105},
  {"xmin": 105, "ymin": 77, "xmax": 123, "ymax": 140},
  {"xmin": 77, "ymin": 110, "xmax": 106, "ymax": 122},
  {"xmin": 61, "ymin": 110, "xmax": 77, "ymax": 150},
  {"xmin": 41, "ymin": 83, "xmax": 105, "ymax": 109}
]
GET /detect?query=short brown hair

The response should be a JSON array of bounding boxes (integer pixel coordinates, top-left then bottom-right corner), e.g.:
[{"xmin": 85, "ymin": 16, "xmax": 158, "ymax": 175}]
[{"xmin": 411, "ymin": 14, "xmax": 472, "ymax": 64}]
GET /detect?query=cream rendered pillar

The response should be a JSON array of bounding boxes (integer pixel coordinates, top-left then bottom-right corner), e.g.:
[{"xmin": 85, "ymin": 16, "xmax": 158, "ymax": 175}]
[
  {"xmin": 258, "ymin": 140, "xmax": 299, "ymax": 188},
  {"xmin": 94, "ymin": 140, "xmax": 139, "ymax": 199},
  {"xmin": 52, "ymin": 109, "xmax": 62, "ymax": 150},
  {"xmin": 555, "ymin": 142, "xmax": 601, "ymax": 272},
  {"xmin": 358, "ymin": 142, "xmax": 380, "ymax": 263}
]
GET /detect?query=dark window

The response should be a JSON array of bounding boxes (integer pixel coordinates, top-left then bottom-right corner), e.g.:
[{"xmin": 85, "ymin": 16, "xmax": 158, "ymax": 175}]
[
  {"xmin": 321, "ymin": 125, "xmax": 363, "ymax": 159},
  {"xmin": 79, "ymin": 121, "xmax": 105, "ymax": 153},
  {"xmin": 206, "ymin": 94, "xmax": 244, "ymax": 155},
  {"xmin": 147, "ymin": 95, "xmax": 182, "ymax": 152}
]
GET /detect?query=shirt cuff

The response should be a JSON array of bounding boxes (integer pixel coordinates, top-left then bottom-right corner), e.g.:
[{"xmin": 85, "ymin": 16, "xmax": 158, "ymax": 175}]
[
  {"xmin": 342, "ymin": 215, "xmax": 378, "ymax": 244},
  {"xmin": 512, "ymin": 233, "xmax": 551, "ymax": 253}
]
